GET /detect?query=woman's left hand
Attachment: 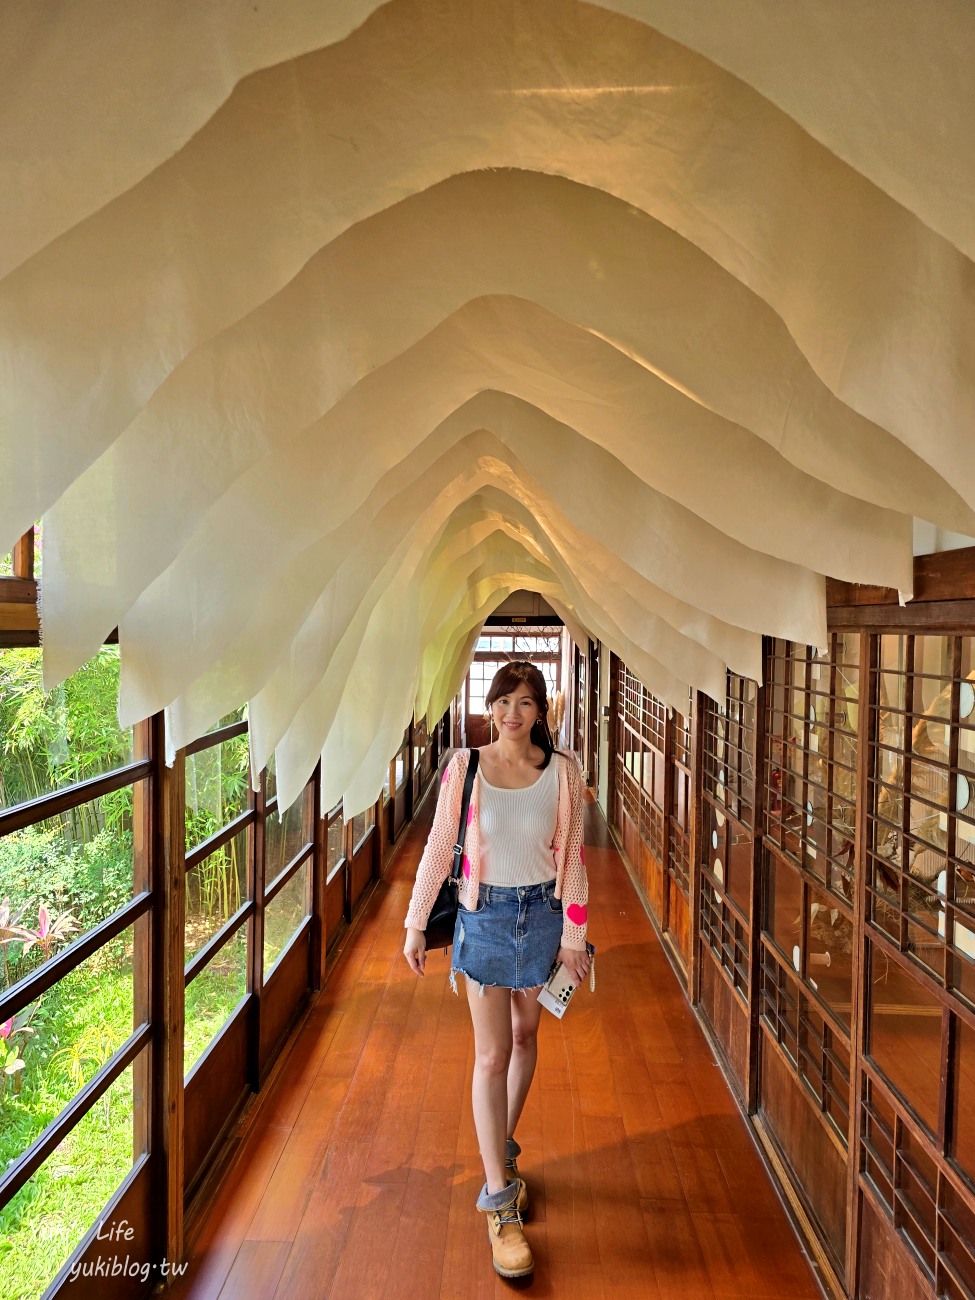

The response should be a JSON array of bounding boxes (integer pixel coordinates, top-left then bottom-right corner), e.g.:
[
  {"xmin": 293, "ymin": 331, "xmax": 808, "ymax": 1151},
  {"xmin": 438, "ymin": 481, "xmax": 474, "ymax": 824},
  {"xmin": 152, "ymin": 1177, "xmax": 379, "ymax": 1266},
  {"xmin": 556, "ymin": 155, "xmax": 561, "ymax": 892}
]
[{"xmin": 557, "ymin": 944, "xmax": 590, "ymax": 986}]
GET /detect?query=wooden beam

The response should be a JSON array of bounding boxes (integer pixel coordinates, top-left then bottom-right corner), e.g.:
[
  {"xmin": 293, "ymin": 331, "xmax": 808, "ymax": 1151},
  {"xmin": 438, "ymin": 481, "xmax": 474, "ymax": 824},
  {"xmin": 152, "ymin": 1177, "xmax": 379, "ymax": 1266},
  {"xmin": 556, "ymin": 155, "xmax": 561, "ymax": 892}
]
[
  {"xmin": 150, "ymin": 714, "xmax": 185, "ymax": 1272},
  {"xmin": 12, "ymin": 529, "xmax": 34, "ymax": 579},
  {"xmin": 827, "ymin": 544, "xmax": 975, "ymax": 609},
  {"xmin": 0, "ymin": 577, "xmax": 39, "ymax": 645},
  {"xmin": 828, "ymin": 596, "xmax": 975, "ymax": 631}
]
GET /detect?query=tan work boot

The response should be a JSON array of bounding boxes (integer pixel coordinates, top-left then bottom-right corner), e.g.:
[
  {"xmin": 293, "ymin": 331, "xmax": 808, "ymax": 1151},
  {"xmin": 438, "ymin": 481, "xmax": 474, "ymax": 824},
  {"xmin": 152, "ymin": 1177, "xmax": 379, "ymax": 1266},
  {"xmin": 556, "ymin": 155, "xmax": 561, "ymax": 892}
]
[
  {"xmin": 506, "ymin": 1138, "xmax": 529, "ymax": 1218},
  {"xmin": 477, "ymin": 1180, "xmax": 534, "ymax": 1278}
]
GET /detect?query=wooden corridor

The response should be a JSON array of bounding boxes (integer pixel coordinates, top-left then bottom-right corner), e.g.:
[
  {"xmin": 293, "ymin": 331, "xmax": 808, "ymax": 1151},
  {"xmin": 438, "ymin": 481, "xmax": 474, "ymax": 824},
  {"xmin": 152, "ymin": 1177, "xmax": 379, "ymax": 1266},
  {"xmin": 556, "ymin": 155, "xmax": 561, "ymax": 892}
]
[{"xmin": 170, "ymin": 791, "xmax": 825, "ymax": 1300}]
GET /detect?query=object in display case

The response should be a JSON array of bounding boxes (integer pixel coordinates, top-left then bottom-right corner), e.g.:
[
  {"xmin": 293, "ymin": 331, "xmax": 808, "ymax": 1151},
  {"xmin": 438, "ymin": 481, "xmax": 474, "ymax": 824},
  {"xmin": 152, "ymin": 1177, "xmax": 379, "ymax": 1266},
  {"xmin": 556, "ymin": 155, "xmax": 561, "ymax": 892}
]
[{"xmin": 874, "ymin": 669, "xmax": 975, "ymax": 913}]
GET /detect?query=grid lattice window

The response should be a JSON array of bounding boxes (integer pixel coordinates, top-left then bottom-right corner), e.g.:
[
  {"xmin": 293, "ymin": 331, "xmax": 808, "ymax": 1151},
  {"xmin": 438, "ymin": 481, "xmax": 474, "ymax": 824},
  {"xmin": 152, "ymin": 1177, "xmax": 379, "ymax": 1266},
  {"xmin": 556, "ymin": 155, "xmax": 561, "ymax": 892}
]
[
  {"xmin": 761, "ymin": 945, "xmax": 851, "ymax": 1143},
  {"xmin": 861, "ymin": 1066, "xmax": 975, "ymax": 1299},
  {"xmin": 766, "ymin": 636, "xmax": 859, "ymax": 909},
  {"xmin": 761, "ymin": 946, "xmax": 800, "ymax": 1064},
  {"xmin": 673, "ymin": 687, "xmax": 692, "ymax": 768},
  {"xmin": 616, "ymin": 662, "xmax": 666, "ymax": 863},
  {"xmin": 667, "ymin": 690, "xmax": 693, "ymax": 896},
  {"xmin": 868, "ymin": 635, "xmax": 975, "ymax": 996},
  {"xmin": 669, "ymin": 820, "xmax": 690, "ymax": 895},
  {"xmin": 761, "ymin": 637, "xmax": 856, "ymax": 1155},
  {"xmin": 700, "ymin": 872, "xmax": 748, "ymax": 998},
  {"xmin": 703, "ymin": 672, "xmax": 757, "ymax": 825}
]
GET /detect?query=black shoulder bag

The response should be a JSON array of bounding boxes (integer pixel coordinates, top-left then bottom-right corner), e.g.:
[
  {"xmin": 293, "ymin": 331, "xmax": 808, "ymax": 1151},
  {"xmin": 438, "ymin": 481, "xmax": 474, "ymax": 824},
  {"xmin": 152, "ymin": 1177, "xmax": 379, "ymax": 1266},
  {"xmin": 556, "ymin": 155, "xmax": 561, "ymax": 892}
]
[{"xmin": 423, "ymin": 749, "xmax": 479, "ymax": 950}]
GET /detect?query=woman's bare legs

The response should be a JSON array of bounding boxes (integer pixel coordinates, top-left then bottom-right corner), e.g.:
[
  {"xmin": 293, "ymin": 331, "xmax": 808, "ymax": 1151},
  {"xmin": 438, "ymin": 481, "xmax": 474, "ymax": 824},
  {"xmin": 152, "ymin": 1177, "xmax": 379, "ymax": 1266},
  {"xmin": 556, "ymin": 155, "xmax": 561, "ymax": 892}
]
[
  {"xmin": 466, "ymin": 980, "xmax": 514, "ymax": 1193},
  {"xmin": 507, "ymin": 989, "xmax": 544, "ymax": 1140}
]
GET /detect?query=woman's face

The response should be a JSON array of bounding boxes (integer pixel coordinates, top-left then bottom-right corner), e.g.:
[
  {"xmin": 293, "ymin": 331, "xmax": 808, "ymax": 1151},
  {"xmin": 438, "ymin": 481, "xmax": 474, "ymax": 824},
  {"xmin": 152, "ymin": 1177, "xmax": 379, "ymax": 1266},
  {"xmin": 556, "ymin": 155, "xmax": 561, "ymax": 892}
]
[{"xmin": 490, "ymin": 684, "xmax": 542, "ymax": 738}]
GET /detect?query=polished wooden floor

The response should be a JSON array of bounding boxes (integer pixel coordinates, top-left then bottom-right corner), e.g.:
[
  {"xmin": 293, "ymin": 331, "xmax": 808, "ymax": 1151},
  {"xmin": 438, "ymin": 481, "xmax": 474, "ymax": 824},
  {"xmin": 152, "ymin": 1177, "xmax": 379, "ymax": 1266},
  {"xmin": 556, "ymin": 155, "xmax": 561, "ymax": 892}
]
[{"xmin": 171, "ymin": 792, "xmax": 824, "ymax": 1300}]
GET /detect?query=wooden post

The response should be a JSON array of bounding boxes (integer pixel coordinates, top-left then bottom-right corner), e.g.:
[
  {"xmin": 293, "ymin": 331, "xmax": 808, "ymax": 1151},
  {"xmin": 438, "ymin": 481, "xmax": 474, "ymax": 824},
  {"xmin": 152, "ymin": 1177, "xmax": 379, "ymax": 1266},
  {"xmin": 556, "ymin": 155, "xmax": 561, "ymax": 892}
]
[
  {"xmin": 406, "ymin": 722, "xmax": 416, "ymax": 823},
  {"xmin": 150, "ymin": 713, "xmax": 185, "ymax": 1274},
  {"xmin": 343, "ymin": 813, "xmax": 353, "ymax": 924},
  {"xmin": 248, "ymin": 768, "xmax": 266, "ymax": 1091},
  {"xmin": 131, "ymin": 720, "xmax": 152, "ymax": 1188},
  {"xmin": 746, "ymin": 652, "xmax": 770, "ymax": 1113},
  {"xmin": 588, "ymin": 639, "xmax": 600, "ymax": 789},
  {"xmin": 661, "ymin": 707, "xmax": 675, "ymax": 937},
  {"xmin": 688, "ymin": 688, "xmax": 705, "ymax": 1005},
  {"xmin": 310, "ymin": 762, "xmax": 326, "ymax": 992},
  {"xmin": 844, "ymin": 630, "xmax": 876, "ymax": 1293}
]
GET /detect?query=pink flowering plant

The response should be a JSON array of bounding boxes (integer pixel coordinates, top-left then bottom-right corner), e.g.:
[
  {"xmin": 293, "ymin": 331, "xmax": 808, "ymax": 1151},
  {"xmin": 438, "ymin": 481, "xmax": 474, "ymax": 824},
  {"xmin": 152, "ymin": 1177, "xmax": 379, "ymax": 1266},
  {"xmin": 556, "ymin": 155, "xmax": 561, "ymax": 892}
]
[
  {"xmin": 17, "ymin": 903, "xmax": 80, "ymax": 962},
  {"xmin": 0, "ymin": 1005, "xmax": 35, "ymax": 1097}
]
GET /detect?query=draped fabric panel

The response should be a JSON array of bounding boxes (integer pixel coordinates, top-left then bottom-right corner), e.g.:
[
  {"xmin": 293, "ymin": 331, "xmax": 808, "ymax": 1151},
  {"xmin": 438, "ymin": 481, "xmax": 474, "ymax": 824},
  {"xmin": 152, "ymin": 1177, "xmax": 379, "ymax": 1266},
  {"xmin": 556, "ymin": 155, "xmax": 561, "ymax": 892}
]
[{"xmin": 3, "ymin": 0, "xmax": 973, "ymax": 812}]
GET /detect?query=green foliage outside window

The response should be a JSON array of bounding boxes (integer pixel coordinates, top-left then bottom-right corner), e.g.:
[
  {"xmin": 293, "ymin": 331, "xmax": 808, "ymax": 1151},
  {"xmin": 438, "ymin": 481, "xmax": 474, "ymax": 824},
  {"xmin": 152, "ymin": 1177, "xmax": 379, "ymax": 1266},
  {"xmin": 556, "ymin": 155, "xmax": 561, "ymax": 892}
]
[{"xmin": 0, "ymin": 648, "xmax": 137, "ymax": 1296}]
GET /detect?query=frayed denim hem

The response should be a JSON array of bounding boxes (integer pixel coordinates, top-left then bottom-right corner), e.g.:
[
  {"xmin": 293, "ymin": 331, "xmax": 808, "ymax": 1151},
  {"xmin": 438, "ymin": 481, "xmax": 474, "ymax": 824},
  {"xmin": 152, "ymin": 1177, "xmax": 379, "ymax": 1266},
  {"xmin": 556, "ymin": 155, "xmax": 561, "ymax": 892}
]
[{"xmin": 449, "ymin": 968, "xmax": 542, "ymax": 998}]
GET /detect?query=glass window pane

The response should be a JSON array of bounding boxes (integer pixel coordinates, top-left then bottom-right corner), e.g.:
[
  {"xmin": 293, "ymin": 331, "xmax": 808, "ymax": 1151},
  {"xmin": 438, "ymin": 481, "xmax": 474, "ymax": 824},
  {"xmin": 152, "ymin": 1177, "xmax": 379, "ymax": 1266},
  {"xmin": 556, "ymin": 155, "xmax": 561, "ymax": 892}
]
[
  {"xmin": 952, "ymin": 1017, "xmax": 975, "ymax": 1184},
  {"xmin": 868, "ymin": 947, "xmax": 942, "ymax": 1135},
  {"xmin": 806, "ymin": 885, "xmax": 853, "ymax": 1028},
  {"xmin": 766, "ymin": 855, "xmax": 802, "ymax": 965},
  {"xmin": 0, "ymin": 796, "xmax": 136, "ymax": 995},
  {"xmin": 726, "ymin": 824, "xmax": 753, "ymax": 917},
  {"xmin": 263, "ymin": 860, "xmax": 312, "ymax": 976},
  {"xmin": 184, "ymin": 926, "xmax": 249, "ymax": 1075},
  {"xmin": 265, "ymin": 794, "xmax": 308, "ymax": 885},
  {"xmin": 351, "ymin": 805, "xmax": 375, "ymax": 850},
  {"xmin": 0, "ymin": 647, "xmax": 132, "ymax": 811},
  {"xmin": 185, "ymin": 735, "xmax": 250, "ymax": 853},
  {"xmin": 185, "ymin": 830, "xmax": 249, "ymax": 965},
  {"xmin": 326, "ymin": 813, "xmax": 346, "ymax": 877},
  {"xmin": 265, "ymin": 751, "xmax": 277, "ymax": 802},
  {"xmin": 913, "ymin": 636, "xmax": 952, "ymax": 717},
  {"xmin": 207, "ymin": 705, "xmax": 246, "ymax": 732},
  {"xmin": 0, "ymin": 1059, "xmax": 141, "ymax": 1300},
  {"xmin": 0, "ymin": 925, "xmax": 140, "ymax": 1171}
]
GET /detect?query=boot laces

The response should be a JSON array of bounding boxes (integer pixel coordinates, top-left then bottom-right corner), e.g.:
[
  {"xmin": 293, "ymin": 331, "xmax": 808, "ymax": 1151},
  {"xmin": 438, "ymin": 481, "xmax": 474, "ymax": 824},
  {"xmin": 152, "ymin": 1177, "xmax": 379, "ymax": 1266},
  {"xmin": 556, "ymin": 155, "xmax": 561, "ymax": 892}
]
[{"xmin": 491, "ymin": 1204, "xmax": 524, "ymax": 1233}]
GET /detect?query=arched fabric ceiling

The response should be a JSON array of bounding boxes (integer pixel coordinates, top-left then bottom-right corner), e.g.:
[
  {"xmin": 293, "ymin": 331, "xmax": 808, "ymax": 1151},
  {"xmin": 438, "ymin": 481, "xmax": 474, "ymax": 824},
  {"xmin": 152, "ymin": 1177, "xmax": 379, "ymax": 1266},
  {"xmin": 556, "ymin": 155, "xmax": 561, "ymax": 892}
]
[
  {"xmin": 3, "ymin": 0, "xmax": 974, "ymax": 814},
  {"xmin": 3, "ymin": 1, "xmax": 971, "ymax": 270}
]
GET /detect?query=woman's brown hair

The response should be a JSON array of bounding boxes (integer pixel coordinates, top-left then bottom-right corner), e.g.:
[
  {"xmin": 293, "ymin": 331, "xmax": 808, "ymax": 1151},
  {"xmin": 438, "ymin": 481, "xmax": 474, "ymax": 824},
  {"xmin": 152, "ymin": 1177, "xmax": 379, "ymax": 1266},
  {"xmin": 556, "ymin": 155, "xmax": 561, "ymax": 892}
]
[{"xmin": 484, "ymin": 661, "xmax": 556, "ymax": 769}]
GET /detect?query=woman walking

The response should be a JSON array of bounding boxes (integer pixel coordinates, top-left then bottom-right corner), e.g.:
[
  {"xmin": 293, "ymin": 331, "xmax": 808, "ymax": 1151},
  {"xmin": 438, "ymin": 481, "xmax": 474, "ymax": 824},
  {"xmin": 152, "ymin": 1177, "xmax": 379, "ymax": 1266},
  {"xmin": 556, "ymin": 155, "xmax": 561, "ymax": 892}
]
[{"xmin": 403, "ymin": 662, "xmax": 590, "ymax": 1278}]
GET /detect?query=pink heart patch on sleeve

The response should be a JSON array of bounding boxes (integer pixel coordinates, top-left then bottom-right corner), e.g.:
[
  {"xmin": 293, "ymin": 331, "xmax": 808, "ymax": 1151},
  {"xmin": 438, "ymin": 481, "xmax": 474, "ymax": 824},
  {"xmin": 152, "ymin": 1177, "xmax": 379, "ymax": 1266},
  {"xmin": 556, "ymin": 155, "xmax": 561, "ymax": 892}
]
[
  {"xmin": 462, "ymin": 855, "xmax": 472, "ymax": 879},
  {"xmin": 566, "ymin": 903, "xmax": 587, "ymax": 926},
  {"xmin": 467, "ymin": 807, "xmax": 474, "ymax": 825}
]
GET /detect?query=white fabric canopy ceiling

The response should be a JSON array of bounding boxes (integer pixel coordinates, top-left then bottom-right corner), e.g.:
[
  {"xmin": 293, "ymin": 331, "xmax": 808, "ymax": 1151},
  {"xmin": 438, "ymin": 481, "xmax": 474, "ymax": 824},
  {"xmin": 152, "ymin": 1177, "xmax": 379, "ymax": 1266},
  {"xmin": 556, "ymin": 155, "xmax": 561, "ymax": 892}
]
[{"xmin": 2, "ymin": 0, "xmax": 973, "ymax": 812}]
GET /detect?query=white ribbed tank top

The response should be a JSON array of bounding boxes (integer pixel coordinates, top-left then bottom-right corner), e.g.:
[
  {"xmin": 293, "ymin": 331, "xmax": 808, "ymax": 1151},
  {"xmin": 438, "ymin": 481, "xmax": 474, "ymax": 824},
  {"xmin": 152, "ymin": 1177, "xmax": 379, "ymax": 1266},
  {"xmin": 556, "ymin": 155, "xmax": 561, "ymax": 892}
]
[{"xmin": 477, "ymin": 758, "xmax": 559, "ymax": 886}]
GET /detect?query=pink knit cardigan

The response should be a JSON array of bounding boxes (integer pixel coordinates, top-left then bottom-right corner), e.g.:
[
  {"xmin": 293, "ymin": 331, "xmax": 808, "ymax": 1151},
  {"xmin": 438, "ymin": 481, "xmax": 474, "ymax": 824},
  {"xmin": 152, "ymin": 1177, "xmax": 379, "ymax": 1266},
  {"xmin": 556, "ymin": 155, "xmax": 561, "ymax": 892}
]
[{"xmin": 404, "ymin": 749, "xmax": 589, "ymax": 951}]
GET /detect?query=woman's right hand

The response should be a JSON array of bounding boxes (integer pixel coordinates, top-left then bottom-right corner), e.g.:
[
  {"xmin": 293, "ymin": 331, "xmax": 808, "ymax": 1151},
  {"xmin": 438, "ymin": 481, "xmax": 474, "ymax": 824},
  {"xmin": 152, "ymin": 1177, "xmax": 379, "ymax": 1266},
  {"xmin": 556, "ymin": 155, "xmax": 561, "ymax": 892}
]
[{"xmin": 403, "ymin": 927, "xmax": 427, "ymax": 977}]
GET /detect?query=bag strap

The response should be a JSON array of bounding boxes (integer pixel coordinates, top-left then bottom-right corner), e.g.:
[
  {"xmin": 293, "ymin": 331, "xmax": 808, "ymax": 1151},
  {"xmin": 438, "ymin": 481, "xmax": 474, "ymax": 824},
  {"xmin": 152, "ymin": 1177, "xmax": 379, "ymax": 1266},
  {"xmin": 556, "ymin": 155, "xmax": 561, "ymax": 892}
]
[{"xmin": 450, "ymin": 749, "xmax": 479, "ymax": 881}]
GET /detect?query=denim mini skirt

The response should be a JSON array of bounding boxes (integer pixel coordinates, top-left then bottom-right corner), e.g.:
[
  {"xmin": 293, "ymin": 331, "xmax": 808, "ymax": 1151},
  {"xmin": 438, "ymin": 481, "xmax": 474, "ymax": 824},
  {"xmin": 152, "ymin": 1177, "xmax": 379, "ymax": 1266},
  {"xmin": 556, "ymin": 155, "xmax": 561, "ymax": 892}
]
[{"xmin": 451, "ymin": 879, "xmax": 563, "ymax": 992}]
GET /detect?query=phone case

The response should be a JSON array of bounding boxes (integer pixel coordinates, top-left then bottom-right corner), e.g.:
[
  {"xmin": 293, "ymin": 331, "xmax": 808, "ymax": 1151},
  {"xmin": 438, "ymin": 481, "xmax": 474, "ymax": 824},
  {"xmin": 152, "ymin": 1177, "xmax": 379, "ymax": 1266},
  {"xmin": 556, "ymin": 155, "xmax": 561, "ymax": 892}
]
[{"xmin": 538, "ymin": 942, "xmax": 596, "ymax": 1019}]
